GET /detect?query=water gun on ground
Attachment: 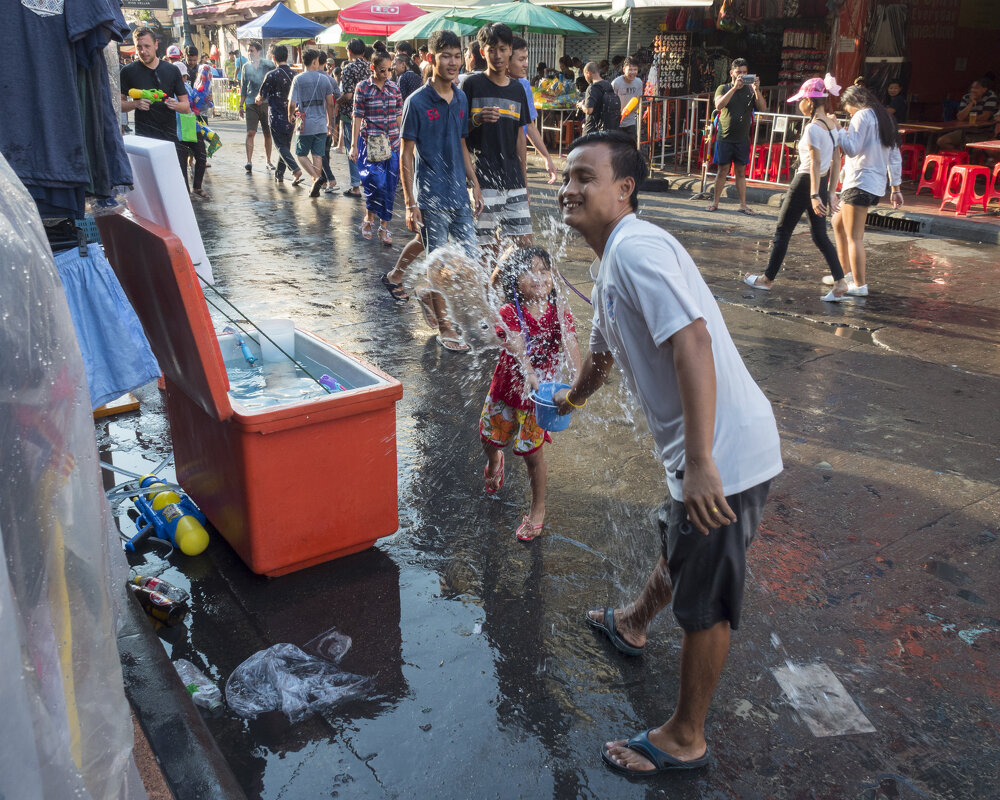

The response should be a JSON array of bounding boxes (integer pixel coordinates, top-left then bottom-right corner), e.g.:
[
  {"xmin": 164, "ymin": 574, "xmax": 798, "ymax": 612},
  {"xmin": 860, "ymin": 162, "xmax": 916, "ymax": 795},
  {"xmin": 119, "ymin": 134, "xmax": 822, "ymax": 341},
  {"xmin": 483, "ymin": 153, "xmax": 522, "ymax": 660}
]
[
  {"xmin": 128, "ymin": 88, "xmax": 167, "ymax": 103},
  {"xmin": 125, "ymin": 474, "xmax": 210, "ymax": 556},
  {"xmin": 196, "ymin": 122, "xmax": 222, "ymax": 156}
]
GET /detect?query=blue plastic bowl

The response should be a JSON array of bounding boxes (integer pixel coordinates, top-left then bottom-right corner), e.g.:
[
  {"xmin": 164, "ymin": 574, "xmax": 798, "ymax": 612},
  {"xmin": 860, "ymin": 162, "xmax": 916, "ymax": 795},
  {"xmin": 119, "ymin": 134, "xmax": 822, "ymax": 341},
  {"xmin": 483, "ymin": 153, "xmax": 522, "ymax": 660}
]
[{"xmin": 531, "ymin": 381, "xmax": 572, "ymax": 432}]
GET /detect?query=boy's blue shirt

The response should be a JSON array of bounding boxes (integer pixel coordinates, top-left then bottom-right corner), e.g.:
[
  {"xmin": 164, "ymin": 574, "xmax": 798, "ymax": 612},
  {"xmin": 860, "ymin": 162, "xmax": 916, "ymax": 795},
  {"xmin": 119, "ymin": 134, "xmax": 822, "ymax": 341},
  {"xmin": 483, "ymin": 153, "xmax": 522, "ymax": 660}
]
[{"xmin": 401, "ymin": 81, "xmax": 469, "ymax": 210}]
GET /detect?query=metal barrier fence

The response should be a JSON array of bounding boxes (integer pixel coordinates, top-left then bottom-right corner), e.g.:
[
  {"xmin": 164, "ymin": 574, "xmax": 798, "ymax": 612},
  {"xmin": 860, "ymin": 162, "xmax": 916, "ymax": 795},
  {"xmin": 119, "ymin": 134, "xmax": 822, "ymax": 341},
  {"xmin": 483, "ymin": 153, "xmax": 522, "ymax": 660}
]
[
  {"xmin": 637, "ymin": 94, "xmax": 714, "ymax": 176},
  {"xmin": 212, "ymin": 79, "xmax": 240, "ymax": 120},
  {"xmin": 699, "ymin": 110, "xmax": 809, "ymax": 194}
]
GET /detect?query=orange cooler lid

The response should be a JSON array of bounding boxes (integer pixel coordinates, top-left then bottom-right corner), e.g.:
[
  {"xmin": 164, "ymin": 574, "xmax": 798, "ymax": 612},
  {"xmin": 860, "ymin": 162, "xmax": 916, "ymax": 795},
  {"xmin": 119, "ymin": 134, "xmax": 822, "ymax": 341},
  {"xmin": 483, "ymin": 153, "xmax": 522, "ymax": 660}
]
[{"xmin": 97, "ymin": 211, "xmax": 233, "ymax": 422}]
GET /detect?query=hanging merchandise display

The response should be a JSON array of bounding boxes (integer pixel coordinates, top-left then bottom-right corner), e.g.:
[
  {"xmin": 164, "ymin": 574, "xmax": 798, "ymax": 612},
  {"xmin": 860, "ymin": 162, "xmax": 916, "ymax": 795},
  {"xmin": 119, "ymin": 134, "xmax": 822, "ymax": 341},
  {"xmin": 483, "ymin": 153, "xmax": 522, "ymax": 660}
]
[
  {"xmin": 779, "ymin": 29, "xmax": 828, "ymax": 86},
  {"xmin": 652, "ymin": 33, "xmax": 689, "ymax": 94}
]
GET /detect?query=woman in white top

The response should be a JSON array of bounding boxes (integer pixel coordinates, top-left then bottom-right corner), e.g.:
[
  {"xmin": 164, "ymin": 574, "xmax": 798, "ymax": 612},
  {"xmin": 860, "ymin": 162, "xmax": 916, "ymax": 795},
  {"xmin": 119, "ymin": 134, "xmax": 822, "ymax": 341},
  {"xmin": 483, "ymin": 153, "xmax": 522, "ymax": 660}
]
[
  {"xmin": 744, "ymin": 75, "xmax": 848, "ymax": 301},
  {"xmin": 830, "ymin": 84, "xmax": 903, "ymax": 296}
]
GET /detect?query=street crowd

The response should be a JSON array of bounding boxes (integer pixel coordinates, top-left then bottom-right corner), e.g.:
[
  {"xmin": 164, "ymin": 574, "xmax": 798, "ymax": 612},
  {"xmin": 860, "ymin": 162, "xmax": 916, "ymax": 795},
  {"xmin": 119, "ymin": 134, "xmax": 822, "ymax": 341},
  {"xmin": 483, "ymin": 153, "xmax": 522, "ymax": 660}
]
[{"xmin": 120, "ymin": 21, "xmax": 915, "ymax": 779}]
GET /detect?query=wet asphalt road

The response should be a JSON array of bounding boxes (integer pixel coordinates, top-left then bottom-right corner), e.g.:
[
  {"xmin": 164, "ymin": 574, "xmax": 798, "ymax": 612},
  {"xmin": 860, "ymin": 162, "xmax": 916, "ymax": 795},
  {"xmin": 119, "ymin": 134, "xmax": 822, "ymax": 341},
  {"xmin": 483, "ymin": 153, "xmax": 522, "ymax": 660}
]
[{"xmin": 101, "ymin": 119, "xmax": 999, "ymax": 799}]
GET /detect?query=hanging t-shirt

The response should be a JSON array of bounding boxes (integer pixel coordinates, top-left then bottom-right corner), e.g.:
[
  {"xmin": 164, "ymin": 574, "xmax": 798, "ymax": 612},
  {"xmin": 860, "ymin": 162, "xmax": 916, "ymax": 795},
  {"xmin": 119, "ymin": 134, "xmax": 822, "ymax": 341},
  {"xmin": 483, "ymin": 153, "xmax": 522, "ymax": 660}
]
[
  {"xmin": 795, "ymin": 118, "xmax": 836, "ymax": 175},
  {"xmin": 589, "ymin": 214, "xmax": 783, "ymax": 501},
  {"xmin": 120, "ymin": 59, "xmax": 187, "ymax": 142},
  {"xmin": 463, "ymin": 72, "xmax": 531, "ymax": 190}
]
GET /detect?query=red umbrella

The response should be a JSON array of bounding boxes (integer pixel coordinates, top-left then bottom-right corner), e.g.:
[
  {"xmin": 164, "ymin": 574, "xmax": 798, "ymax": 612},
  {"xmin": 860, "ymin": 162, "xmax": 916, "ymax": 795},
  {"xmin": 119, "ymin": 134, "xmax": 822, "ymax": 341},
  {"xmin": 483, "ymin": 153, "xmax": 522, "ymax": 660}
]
[{"xmin": 337, "ymin": 1, "xmax": 426, "ymax": 37}]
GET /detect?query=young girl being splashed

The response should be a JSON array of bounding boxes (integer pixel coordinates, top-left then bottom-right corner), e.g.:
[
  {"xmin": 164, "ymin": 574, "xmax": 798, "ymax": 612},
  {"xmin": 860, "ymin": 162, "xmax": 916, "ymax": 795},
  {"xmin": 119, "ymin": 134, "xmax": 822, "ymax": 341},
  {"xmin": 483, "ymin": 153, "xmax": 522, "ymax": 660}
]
[{"xmin": 480, "ymin": 248, "xmax": 581, "ymax": 542}]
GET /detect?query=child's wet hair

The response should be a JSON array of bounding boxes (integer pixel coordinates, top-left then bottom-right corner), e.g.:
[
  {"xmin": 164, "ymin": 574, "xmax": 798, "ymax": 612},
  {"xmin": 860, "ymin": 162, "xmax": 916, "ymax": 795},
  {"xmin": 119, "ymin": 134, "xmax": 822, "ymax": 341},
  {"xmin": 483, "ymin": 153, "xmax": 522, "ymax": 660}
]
[{"xmin": 495, "ymin": 247, "xmax": 554, "ymax": 305}]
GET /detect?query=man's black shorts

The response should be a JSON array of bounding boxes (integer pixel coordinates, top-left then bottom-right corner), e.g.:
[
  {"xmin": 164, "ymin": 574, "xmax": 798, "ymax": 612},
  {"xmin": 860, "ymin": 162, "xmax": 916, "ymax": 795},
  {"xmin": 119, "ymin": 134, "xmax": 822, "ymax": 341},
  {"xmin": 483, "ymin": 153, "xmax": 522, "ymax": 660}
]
[
  {"xmin": 714, "ymin": 139, "xmax": 750, "ymax": 166},
  {"xmin": 658, "ymin": 480, "xmax": 771, "ymax": 633}
]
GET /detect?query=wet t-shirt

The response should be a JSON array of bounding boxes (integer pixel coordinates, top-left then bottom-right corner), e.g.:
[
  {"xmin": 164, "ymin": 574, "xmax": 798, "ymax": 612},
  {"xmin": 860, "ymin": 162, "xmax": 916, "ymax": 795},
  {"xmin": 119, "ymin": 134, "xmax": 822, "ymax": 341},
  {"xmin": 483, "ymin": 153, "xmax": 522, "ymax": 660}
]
[
  {"xmin": 120, "ymin": 59, "xmax": 187, "ymax": 142},
  {"xmin": 489, "ymin": 301, "xmax": 574, "ymax": 410},
  {"xmin": 463, "ymin": 72, "xmax": 531, "ymax": 190},
  {"xmin": 589, "ymin": 215, "xmax": 782, "ymax": 501}
]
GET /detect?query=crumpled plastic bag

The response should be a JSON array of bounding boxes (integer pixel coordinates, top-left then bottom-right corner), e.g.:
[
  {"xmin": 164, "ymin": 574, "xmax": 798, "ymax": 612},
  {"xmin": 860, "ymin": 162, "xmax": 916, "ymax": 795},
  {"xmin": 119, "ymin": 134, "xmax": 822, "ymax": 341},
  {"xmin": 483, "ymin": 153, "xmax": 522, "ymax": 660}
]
[{"xmin": 225, "ymin": 642, "xmax": 369, "ymax": 723}]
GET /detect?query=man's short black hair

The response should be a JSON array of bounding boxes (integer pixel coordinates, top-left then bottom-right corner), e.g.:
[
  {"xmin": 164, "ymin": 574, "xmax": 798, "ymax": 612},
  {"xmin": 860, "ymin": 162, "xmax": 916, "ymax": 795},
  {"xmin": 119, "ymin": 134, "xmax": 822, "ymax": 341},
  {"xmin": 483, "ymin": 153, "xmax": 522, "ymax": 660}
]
[
  {"xmin": 731, "ymin": 57, "xmax": 748, "ymax": 71},
  {"xmin": 511, "ymin": 35, "xmax": 527, "ymax": 52},
  {"xmin": 303, "ymin": 48, "xmax": 320, "ymax": 67},
  {"xmin": 272, "ymin": 44, "xmax": 288, "ymax": 63},
  {"xmin": 567, "ymin": 130, "xmax": 648, "ymax": 212},
  {"xmin": 132, "ymin": 26, "xmax": 154, "ymax": 42},
  {"xmin": 317, "ymin": 50, "xmax": 328, "ymax": 65},
  {"xmin": 428, "ymin": 29, "xmax": 462, "ymax": 55},
  {"xmin": 373, "ymin": 41, "xmax": 387, "ymax": 52},
  {"xmin": 622, "ymin": 56, "xmax": 636, "ymax": 68},
  {"xmin": 185, "ymin": 45, "xmax": 198, "ymax": 57},
  {"xmin": 477, "ymin": 22, "xmax": 513, "ymax": 49},
  {"xmin": 348, "ymin": 38, "xmax": 365, "ymax": 55},
  {"xmin": 394, "ymin": 41, "xmax": 414, "ymax": 56},
  {"xmin": 247, "ymin": 41, "xmax": 262, "ymax": 53}
]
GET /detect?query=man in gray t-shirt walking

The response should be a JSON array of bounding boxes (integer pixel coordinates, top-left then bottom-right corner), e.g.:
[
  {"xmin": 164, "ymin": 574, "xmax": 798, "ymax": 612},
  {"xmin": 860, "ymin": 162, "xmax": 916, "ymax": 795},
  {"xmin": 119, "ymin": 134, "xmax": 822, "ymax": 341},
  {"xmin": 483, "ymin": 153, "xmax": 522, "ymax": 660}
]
[
  {"xmin": 289, "ymin": 48, "xmax": 336, "ymax": 197},
  {"xmin": 239, "ymin": 41, "xmax": 275, "ymax": 172}
]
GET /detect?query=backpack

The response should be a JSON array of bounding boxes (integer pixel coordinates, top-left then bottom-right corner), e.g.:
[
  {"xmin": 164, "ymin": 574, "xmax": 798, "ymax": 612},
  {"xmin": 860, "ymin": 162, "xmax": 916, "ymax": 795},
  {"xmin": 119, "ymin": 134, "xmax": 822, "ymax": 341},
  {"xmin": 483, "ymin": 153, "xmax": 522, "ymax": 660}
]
[{"xmin": 597, "ymin": 81, "xmax": 621, "ymax": 131}]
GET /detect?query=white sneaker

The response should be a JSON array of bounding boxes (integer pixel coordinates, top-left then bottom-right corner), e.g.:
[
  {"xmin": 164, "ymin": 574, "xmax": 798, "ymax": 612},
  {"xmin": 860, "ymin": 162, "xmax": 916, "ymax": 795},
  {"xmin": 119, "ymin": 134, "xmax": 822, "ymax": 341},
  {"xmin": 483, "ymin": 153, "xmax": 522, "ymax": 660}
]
[{"xmin": 846, "ymin": 283, "xmax": 869, "ymax": 296}]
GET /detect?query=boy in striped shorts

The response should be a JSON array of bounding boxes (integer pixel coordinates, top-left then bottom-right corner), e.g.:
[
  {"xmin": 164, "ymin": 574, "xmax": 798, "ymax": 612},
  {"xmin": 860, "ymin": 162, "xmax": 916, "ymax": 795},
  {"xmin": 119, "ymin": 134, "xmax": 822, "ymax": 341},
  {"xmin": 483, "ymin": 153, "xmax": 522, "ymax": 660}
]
[{"xmin": 463, "ymin": 23, "xmax": 534, "ymax": 255}]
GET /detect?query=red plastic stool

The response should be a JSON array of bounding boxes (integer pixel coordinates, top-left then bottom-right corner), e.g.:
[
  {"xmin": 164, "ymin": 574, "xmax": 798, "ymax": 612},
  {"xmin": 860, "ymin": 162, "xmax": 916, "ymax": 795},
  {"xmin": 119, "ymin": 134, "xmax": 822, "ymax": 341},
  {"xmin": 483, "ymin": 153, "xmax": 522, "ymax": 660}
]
[
  {"xmin": 748, "ymin": 144, "xmax": 769, "ymax": 180},
  {"xmin": 899, "ymin": 144, "xmax": 925, "ymax": 181},
  {"xmin": 916, "ymin": 154, "xmax": 956, "ymax": 198},
  {"xmin": 561, "ymin": 120, "xmax": 581, "ymax": 145},
  {"xmin": 766, "ymin": 144, "xmax": 792, "ymax": 182},
  {"xmin": 939, "ymin": 165, "xmax": 991, "ymax": 215},
  {"xmin": 987, "ymin": 162, "xmax": 1000, "ymax": 209},
  {"xmin": 937, "ymin": 150, "xmax": 969, "ymax": 166}
]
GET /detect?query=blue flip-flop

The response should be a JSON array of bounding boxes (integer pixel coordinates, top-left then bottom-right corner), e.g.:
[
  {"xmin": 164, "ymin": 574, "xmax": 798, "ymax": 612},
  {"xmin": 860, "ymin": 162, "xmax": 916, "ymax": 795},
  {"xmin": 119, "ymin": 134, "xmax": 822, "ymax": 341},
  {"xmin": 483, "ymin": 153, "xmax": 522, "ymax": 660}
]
[
  {"xmin": 601, "ymin": 729, "xmax": 710, "ymax": 776},
  {"xmin": 586, "ymin": 607, "xmax": 643, "ymax": 656}
]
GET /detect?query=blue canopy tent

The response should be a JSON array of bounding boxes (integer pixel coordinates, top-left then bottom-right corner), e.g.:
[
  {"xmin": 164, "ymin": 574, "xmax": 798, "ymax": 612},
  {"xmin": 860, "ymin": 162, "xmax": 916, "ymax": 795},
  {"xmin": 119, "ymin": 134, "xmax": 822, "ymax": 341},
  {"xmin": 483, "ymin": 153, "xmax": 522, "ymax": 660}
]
[{"xmin": 236, "ymin": 2, "xmax": 326, "ymax": 40}]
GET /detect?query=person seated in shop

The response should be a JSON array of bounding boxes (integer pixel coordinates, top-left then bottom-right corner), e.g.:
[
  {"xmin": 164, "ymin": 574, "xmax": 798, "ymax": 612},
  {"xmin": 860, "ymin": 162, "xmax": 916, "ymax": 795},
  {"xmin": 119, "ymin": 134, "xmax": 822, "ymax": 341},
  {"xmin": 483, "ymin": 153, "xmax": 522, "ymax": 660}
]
[
  {"xmin": 937, "ymin": 77, "xmax": 997, "ymax": 150},
  {"xmin": 885, "ymin": 80, "xmax": 907, "ymax": 124}
]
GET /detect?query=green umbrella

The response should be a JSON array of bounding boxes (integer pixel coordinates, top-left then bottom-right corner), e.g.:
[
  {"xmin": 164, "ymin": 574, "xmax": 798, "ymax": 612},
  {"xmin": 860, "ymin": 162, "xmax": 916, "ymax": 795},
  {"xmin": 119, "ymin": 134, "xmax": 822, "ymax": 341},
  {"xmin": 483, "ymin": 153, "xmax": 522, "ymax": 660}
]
[
  {"xmin": 447, "ymin": 1, "xmax": 596, "ymax": 36},
  {"xmin": 388, "ymin": 8, "xmax": 479, "ymax": 42}
]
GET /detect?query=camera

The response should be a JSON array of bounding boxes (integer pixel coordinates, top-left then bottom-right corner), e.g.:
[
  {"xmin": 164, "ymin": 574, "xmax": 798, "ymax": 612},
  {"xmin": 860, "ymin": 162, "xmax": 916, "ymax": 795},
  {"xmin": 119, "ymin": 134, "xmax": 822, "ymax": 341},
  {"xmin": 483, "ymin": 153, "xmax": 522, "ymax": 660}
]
[{"xmin": 742, "ymin": 74, "xmax": 756, "ymax": 85}]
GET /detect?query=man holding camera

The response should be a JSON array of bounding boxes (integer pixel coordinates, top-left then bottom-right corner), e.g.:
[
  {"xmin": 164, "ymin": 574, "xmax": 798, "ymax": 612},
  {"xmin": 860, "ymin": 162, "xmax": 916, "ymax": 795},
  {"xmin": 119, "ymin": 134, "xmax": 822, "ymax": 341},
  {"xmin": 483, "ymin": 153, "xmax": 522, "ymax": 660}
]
[{"xmin": 707, "ymin": 58, "xmax": 766, "ymax": 214}]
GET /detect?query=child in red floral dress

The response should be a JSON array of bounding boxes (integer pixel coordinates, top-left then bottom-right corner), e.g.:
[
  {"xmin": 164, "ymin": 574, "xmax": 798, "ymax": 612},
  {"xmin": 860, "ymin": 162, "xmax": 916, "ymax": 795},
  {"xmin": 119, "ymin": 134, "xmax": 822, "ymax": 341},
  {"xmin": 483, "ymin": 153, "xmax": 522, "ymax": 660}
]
[{"xmin": 480, "ymin": 247, "xmax": 581, "ymax": 541}]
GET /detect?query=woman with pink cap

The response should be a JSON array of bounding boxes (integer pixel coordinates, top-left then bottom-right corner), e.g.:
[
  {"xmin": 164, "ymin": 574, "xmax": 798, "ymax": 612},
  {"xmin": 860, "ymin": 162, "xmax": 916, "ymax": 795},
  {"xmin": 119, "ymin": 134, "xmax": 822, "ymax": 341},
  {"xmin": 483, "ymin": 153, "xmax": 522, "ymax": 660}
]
[{"xmin": 744, "ymin": 74, "xmax": 849, "ymax": 301}]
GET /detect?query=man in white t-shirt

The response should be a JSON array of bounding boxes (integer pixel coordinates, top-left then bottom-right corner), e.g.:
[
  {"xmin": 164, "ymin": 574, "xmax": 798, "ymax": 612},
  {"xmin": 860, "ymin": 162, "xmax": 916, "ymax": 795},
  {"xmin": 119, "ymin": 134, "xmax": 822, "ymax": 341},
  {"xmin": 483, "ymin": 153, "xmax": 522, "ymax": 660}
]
[
  {"xmin": 611, "ymin": 57, "xmax": 642, "ymax": 141},
  {"xmin": 553, "ymin": 130, "xmax": 782, "ymax": 777}
]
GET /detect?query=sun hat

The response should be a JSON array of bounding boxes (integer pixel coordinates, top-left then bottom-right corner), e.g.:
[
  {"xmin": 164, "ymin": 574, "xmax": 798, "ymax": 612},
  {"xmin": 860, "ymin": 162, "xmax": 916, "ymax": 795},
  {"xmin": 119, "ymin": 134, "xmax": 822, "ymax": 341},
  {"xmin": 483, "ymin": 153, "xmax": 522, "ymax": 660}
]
[
  {"xmin": 787, "ymin": 73, "xmax": 841, "ymax": 103},
  {"xmin": 166, "ymin": 44, "xmax": 182, "ymax": 59}
]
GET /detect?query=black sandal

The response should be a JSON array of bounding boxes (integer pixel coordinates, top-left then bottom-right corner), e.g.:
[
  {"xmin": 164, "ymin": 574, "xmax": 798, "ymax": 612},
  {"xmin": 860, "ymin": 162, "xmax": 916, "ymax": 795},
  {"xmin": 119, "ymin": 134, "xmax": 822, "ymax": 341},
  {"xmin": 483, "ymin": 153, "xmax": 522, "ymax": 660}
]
[{"xmin": 380, "ymin": 273, "xmax": 409, "ymax": 302}]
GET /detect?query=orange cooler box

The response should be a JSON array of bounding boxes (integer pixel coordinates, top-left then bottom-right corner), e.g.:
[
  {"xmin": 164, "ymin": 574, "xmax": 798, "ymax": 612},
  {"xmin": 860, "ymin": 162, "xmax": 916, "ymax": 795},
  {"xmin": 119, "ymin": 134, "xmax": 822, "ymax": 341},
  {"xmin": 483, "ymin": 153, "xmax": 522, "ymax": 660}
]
[{"xmin": 99, "ymin": 212, "xmax": 403, "ymax": 576}]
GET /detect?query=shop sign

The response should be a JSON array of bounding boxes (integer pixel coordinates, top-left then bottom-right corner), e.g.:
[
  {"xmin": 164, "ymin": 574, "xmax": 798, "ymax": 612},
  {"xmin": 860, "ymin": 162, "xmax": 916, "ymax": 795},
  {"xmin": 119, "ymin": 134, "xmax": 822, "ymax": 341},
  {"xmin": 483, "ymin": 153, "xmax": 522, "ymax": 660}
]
[
  {"xmin": 908, "ymin": 0, "xmax": 958, "ymax": 40},
  {"xmin": 121, "ymin": 0, "xmax": 169, "ymax": 8}
]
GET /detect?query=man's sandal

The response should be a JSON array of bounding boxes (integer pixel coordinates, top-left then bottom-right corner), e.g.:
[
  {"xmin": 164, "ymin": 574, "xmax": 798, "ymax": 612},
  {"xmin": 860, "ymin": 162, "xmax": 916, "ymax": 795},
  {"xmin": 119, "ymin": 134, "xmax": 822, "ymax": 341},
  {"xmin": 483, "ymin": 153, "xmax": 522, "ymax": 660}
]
[{"xmin": 380, "ymin": 273, "xmax": 409, "ymax": 302}]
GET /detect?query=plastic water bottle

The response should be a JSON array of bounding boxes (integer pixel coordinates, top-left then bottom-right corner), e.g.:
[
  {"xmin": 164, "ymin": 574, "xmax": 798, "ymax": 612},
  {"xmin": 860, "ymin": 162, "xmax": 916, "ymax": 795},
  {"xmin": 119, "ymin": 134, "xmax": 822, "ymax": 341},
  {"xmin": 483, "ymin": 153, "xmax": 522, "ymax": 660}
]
[
  {"xmin": 173, "ymin": 659, "xmax": 224, "ymax": 712},
  {"xmin": 130, "ymin": 574, "xmax": 191, "ymax": 605}
]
